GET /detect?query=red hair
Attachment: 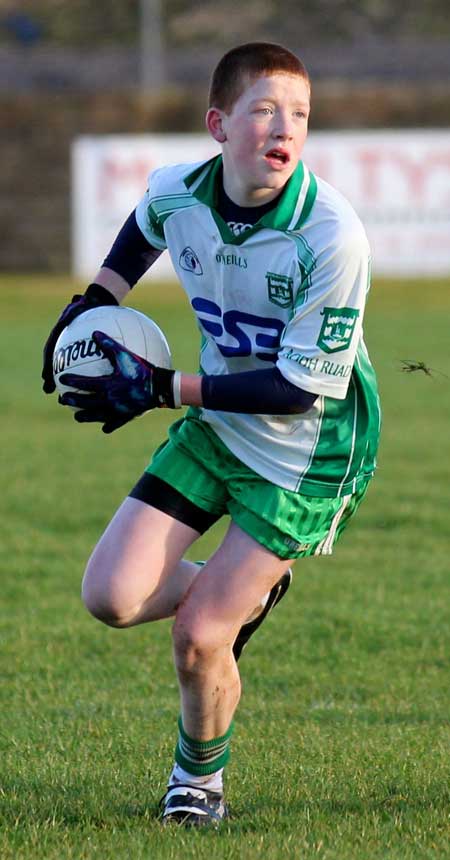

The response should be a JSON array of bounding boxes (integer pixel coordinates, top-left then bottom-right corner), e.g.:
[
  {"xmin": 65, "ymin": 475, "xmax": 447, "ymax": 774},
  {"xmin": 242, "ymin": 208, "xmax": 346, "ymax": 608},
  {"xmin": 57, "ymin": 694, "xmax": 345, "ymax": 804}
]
[{"xmin": 208, "ymin": 42, "xmax": 310, "ymax": 113}]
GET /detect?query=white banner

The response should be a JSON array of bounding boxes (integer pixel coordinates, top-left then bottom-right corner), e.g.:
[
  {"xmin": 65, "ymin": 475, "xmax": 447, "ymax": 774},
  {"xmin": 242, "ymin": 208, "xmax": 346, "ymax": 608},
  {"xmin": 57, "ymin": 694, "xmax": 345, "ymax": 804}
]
[{"xmin": 72, "ymin": 131, "xmax": 450, "ymax": 279}]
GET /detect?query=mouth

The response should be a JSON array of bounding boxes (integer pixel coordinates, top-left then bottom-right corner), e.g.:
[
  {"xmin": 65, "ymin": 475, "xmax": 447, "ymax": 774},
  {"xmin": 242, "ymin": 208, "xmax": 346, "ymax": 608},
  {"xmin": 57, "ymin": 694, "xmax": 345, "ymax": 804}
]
[{"xmin": 264, "ymin": 148, "xmax": 290, "ymax": 168}]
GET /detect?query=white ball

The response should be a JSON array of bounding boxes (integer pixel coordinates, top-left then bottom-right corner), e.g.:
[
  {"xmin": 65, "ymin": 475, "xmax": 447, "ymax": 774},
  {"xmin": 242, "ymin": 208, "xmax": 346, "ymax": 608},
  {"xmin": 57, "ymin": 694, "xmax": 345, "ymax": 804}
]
[{"xmin": 53, "ymin": 305, "xmax": 172, "ymax": 397}]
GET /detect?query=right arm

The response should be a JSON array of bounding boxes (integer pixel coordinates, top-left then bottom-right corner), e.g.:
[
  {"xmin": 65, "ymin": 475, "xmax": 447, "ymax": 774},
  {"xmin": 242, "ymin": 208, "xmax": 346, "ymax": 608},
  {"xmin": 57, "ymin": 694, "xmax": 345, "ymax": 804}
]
[
  {"xmin": 94, "ymin": 210, "xmax": 162, "ymax": 302},
  {"xmin": 41, "ymin": 210, "xmax": 161, "ymax": 392}
]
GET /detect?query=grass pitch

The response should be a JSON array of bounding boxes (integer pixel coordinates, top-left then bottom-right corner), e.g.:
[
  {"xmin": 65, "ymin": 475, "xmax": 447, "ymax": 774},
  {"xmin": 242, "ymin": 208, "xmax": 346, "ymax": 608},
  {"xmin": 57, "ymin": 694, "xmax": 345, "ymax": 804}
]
[{"xmin": 0, "ymin": 275, "xmax": 449, "ymax": 859}]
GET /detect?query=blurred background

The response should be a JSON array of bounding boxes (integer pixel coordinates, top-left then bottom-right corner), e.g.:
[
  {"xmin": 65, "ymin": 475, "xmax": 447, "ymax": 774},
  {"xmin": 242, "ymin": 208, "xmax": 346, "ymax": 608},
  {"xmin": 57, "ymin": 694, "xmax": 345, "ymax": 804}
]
[
  {"xmin": 1, "ymin": 0, "xmax": 449, "ymax": 273},
  {"xmin": 1, "ymin": 11, "xmax": 449, "ymax": 855}
]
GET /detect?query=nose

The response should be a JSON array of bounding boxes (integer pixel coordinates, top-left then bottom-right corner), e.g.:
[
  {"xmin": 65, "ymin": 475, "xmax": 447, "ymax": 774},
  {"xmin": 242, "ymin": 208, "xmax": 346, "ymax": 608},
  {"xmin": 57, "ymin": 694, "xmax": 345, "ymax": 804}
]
[{"xmin": 271, "ymin": 111, "xmax": 294, "ymax": 140}]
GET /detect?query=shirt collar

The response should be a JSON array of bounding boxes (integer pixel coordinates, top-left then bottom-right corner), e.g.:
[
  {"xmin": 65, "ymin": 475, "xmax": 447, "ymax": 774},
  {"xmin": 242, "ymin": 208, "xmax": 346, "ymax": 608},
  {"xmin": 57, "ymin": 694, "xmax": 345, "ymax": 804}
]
[{"xmin": 184, "ymin": 153, "xmax": 317, "ymax": 240}]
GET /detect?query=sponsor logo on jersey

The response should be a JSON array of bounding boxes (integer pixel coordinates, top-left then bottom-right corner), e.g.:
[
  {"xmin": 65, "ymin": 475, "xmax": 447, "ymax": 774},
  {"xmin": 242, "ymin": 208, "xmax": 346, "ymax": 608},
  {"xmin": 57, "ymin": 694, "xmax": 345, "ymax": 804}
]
[
  {"xmin": 280, "ymin": 348, "xmax": 352, "ymax": 378},
  {"xmin": 320, "ymin": 360, "xmax": 352, "ymax": 377},
  {"xmin": 317, "ymin": 307, "xmax": 360, "ymax": 354},
  {"xmin": 191, "ymin": 296, "xmax": 284, "ymax": 362},
  {"xmin": 215, "ymin": 252, "xmax": 248, "ymax": 269},
  {"xmin": 179, "ymin": 246, "xmax": 203, "ymax": 275},
  {"xmin": 227, "ymin": 220, "xmax": 253, "ymax": 236},
  {"xmin": 266, "ymin": 272, "xmax": 294, "ymax": 309}
]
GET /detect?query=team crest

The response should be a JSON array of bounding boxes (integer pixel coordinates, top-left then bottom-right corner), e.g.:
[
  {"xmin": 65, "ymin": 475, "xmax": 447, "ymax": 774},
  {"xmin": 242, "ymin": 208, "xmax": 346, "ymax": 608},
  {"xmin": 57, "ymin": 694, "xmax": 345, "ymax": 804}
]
[
  {"xmin": 179, "ymin": 246, "xmax": 203, "ymax": 275},
  {"xmin": 266, "ymin": 272, "xmax": 293, "ymax": 308},
  {"xmin": 317, "ymin": 307, "xmax": 360, "ymax": 354}
]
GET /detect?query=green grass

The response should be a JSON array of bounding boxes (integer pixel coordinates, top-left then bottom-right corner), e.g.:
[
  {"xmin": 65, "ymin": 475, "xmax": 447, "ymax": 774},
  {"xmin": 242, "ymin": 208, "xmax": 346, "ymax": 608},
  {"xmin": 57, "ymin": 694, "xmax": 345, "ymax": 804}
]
[{"xmin": 0, "ymin": 275, "xmax": 449, "ymax": 859}]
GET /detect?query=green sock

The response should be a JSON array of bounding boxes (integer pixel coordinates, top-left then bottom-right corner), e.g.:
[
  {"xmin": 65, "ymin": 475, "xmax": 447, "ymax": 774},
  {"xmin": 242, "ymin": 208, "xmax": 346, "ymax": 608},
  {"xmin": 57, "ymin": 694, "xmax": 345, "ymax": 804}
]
[{"xmin": 175, "ymin": 717, "xmax": 234, "ymax": 776}]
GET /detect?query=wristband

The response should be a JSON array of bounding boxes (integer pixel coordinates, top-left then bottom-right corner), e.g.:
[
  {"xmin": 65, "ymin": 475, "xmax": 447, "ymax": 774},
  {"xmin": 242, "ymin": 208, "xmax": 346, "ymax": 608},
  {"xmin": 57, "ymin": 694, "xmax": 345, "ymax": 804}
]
[
  {"xmin": 171, "ymin": 370, "xmax": 182, "ymax": 409},
  {"xmin": 151, "ymin": 366, "xmax": 181, "ymax": 409}
]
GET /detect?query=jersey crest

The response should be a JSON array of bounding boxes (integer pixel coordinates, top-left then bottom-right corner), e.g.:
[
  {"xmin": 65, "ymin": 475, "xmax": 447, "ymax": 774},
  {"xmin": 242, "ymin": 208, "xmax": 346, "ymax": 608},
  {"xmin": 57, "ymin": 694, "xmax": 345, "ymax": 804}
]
[
  {"xmin": 317, "ymin": 307, "xmax": 360, "ymax": 354},
  {"xmin": 266, "ymin": 272, "xmax": 294, "ymax": 309}
]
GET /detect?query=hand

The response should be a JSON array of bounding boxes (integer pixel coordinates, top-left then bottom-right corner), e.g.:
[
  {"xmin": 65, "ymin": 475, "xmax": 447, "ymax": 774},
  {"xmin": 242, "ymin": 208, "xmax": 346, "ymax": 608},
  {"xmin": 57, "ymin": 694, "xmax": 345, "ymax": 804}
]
[
  {"xmin": 42, "ymin": 284, "xmax": 119, "ymax": 394},
  {"xmin": 59, "ymin": 331, "xmax": 178, "ymax": 433}
]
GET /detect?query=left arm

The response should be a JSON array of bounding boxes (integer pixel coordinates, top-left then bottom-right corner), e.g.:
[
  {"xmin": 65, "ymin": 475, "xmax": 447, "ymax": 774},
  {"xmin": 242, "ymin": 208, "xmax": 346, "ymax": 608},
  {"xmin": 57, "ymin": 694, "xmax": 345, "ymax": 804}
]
[
  {"xmin": 183, "ymin": 367, "xmax": 316, "ymax": 413},
  {"xmin": 59, "ymin": 334, "xmax": 317, "ymax": 434}
]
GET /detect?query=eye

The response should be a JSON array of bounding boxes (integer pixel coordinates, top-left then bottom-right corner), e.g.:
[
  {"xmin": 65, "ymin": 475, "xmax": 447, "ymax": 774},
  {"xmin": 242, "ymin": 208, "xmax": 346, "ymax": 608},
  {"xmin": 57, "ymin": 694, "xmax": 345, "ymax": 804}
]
[{"xmin": 254, "ymin": 107, "xmax": 273, "ymax": 116}]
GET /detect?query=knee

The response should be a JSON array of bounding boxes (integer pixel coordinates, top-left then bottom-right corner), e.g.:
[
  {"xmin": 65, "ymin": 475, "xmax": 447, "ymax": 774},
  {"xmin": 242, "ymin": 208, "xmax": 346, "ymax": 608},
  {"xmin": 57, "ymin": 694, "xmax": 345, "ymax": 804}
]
[
  {"xmin": 172, "ymin": 613, "xmax": 226, "ymax": 676},
  {"xmin": 82, "ymin": 582, "xmax": 128, "ymax": 627},
  {"xmin": 81, "ymin": 564, "xmax": 135, "ymax": 629}
]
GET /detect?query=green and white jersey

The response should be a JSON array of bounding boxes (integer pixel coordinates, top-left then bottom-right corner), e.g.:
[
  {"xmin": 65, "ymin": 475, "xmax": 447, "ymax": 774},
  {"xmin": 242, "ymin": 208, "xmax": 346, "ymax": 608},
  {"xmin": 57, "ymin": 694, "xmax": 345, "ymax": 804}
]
[{"xmin": 135, "ymin": 155, "xmax": 381, "ymax": 497}]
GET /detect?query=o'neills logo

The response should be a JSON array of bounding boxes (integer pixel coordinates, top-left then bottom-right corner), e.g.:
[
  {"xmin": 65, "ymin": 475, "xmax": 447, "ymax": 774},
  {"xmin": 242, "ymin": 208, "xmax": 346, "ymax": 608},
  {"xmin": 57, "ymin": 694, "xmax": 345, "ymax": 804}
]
[{"xmin": 53, "ymin": 337, "xmax": 103, "ymax": 374}]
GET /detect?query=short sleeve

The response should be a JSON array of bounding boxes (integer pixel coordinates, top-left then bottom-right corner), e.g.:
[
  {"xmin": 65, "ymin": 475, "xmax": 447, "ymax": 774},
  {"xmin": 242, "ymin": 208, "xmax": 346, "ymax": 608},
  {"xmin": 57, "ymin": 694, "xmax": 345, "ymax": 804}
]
[
  {"xmin": 135, "ymin": 169, "xmax": 167, "ymax": 251},
  {"xmin": 277, "ymin": 221, "xmax": 371, "ymax": 400}
]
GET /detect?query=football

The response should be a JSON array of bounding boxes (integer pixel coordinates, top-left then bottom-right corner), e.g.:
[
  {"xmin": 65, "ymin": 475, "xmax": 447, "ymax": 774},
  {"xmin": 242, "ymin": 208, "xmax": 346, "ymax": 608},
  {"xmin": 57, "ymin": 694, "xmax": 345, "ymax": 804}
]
[{"xmin": 53, "ymin": 305, "xmax": 172, "ymax": 397}]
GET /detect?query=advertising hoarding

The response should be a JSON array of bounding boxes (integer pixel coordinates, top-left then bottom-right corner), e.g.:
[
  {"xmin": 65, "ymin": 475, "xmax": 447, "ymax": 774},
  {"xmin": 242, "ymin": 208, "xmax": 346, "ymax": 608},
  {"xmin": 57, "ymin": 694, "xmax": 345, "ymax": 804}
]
[{"xmin": 72, "ymin": 131, "xmax": 450, "ymax": 278}]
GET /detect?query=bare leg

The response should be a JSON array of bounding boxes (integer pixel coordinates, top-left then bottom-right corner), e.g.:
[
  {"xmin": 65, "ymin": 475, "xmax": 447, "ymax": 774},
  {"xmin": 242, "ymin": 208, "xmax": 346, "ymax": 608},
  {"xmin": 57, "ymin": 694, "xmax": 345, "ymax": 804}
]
[
  {"xmin": 82, "ymin": 498, "xmax": 293, "ymax": 744},
  {"xmin": 172, "ymin": 521, "xmax": 295, "ymax": 740},
  {"xmin": 81, "ymin": 497, "xmax": 203, "ymax": 627}
]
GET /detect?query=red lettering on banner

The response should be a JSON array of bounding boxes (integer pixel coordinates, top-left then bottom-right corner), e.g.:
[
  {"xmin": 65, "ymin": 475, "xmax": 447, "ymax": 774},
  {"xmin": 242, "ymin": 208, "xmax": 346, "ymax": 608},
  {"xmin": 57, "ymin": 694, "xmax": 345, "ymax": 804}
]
[
  {"xmin": 356, "ymin": 148, "xmax": 450, "ymax": 203},
  {"xmin": 98, "ymin": 158, "xmax": 153, "ymax": 203},
  {"xmin": 388, "ymin": 153, "xmax": 432, "ymax": 199},
  {"xmin": 356, "ymin": 150, "xmax": 383, "ymax": 199}
]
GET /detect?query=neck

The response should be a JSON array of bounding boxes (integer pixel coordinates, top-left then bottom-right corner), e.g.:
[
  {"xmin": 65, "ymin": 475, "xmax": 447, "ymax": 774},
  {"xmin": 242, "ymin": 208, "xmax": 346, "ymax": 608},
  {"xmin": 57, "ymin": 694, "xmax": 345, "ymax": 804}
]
[{"xmin": 222, "ymin": 174, "xmax": 283, "ymax": 208}]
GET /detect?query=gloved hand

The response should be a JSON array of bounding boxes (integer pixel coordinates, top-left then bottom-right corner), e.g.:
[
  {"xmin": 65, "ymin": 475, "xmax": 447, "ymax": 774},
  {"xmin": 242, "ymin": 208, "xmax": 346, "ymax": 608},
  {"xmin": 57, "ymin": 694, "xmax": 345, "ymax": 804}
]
[
  {"xmin": 59, "ymin": 330, "xmax": 181, "ymax": 434},
  {"xmin": 42, "ymin": 283, "xmax": 119, "ymax": 393}
]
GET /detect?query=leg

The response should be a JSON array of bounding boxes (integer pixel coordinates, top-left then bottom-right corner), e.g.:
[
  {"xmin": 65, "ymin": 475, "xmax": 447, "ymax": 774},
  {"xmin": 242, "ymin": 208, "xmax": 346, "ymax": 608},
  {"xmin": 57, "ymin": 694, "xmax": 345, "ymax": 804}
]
[
  {"xmin": 161, "ymin": 522, "xmax": 294, "ymax": 826},
  {"xmin": 172, "ymin": 521, "xmax": 295, "ymax": 740},
  {"xmin": 82, "ymin": 496, "xmax": 203, "ymax": 627}
]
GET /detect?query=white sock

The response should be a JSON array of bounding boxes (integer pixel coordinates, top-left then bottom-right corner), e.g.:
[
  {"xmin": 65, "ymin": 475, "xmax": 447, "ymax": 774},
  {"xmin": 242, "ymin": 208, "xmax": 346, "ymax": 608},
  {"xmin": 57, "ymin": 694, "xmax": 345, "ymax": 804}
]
[{"xmin": 169, "ymin": 763, "xmax": 224, "ymax": 793}]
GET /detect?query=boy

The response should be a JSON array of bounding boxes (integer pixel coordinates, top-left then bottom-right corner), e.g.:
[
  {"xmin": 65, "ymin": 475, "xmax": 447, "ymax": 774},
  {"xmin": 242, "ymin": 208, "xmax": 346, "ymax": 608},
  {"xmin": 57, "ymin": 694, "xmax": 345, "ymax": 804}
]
[{"xmin": 42, "ymin": 43, "xmax": 380, "ymax": 827}]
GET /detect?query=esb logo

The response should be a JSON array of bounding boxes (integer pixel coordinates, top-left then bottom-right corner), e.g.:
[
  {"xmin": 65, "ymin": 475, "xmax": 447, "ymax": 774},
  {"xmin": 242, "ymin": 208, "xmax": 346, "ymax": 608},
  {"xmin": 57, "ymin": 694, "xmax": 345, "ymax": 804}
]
[{"xmin": 192, "ymin": 297, "xmax": 284, "ymax": 362}]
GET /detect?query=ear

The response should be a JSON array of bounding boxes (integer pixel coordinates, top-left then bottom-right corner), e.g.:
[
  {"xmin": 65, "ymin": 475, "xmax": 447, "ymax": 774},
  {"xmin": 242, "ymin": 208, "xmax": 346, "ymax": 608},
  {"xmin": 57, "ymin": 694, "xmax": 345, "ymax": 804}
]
[{"xmin": 206, "ymin": 107, "xmax": 227, "ymax": 143}]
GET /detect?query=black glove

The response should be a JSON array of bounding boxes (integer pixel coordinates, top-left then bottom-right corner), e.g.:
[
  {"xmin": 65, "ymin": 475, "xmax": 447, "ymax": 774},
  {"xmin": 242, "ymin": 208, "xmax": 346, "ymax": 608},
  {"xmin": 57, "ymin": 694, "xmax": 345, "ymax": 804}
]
[
  {"xmin": 42, "ymin": 283, "xmax": 119, "ymax": 393},
  {"xmin": 58, "ymin": 330, "xmax": 181, "ymax": 434}
]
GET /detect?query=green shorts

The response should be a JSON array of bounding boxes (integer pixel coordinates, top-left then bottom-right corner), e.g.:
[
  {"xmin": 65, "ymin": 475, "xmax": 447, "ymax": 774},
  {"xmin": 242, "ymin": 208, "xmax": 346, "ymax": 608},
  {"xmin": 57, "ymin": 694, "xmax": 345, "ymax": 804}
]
[{"xmin": 136, "ymin": 415, "xmax": 370, "ymax": 561}]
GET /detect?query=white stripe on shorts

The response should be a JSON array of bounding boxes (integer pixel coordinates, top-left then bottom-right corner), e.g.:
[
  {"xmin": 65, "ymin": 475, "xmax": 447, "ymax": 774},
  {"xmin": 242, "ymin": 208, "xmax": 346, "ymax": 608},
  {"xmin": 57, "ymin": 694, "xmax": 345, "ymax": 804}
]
[{"xmin": 314, "ymin": 494, "xmax": 352, "ymax": 556}]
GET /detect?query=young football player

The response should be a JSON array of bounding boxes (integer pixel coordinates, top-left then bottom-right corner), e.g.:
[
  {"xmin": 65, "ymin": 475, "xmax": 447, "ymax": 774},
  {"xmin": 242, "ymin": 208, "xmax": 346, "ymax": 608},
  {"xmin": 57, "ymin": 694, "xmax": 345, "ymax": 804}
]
[{"xmin": 42, "ymin": 42, "xmax": 381, "ymax": 827}]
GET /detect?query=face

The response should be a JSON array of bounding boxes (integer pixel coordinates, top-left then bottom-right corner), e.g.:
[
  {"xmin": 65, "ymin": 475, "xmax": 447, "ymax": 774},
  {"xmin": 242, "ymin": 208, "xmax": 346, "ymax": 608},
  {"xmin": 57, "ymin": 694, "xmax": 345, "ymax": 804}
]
[{"xmin": 206, "ymin": 73, "xmax": 310, "ymax": 206}]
